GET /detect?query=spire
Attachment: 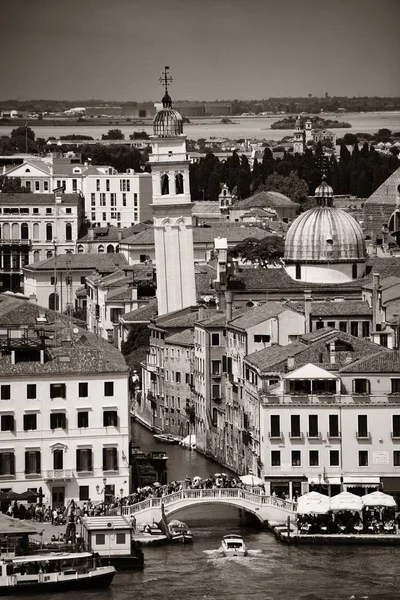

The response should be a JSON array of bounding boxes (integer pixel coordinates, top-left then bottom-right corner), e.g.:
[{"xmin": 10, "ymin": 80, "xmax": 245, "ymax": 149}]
[{"xmin": 159, "ymin": 66, "xmax": 173, "ymax": 108}]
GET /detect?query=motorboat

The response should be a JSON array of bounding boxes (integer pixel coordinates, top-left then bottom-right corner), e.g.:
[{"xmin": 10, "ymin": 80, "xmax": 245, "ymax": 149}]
[
  {"xmin": 167, "ymin": 520, "xmax": 193, "ymax": 543},
  {"xmin": 153, "ymin": 433, "xmax": 180, "ymax": 444},
  {"xmin": 0, "ymin": 551, "xmax": 116, "ymax": 595},
  {"xmin": 220, "ymin": 534, "xmax": 247, "ymax": 557}
]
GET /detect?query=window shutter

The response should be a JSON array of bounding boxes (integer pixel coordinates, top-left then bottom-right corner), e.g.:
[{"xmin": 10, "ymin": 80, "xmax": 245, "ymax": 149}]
[
  {"xmin": 366, "ymin": 380, "xmax": 371, "ymax": 394},
  {"xmin": 37, "ymin": 451, "xmax": 41, "ymax": 473},
  {"xmin": 102, "ymin": 448, "xmax": 106, "ymax": 470},
  {"xmin": 352, "ymin": 379, "xmax": 356, "ymax": 393},
  {"xmin": 113, "ymin": 448, "xmax": 118, "ymax": 470},
  {"xmin": 89, "ymin": 450, "xmax": 93, "ymax": 471},
  {"xmin": 76, "ymin": 449, "xmax": 81, "ymax": 471},
  {"xmin": 10, "ymin": 417, "xmax": 14, "ymax": 432},
  {"xmin": 10, "ymin": 453, "xmax": 15, "ymax": 475},
  {"xmin": 25, "ymin": 452, "xmax": 29, "ymax": 473}
]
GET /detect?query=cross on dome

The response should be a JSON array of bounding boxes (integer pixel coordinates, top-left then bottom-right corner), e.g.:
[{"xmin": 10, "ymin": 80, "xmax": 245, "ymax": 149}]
[{"xmin": 159, "ymin": 66, "xmax": 173, "ymax": 108}]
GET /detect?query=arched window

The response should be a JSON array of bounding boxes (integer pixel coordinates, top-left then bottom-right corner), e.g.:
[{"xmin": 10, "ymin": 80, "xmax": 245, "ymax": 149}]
[
  {"xmin": 98, "ymin": 245, "xmax": 105, "ymax": 253},
  {"xmin": 25, "ymin": 168, "xmax": 30, "ymax": 173},
  {"xmin": 116, "ymin": 245, "xmax": 119, "ymax": 253},
  {"xmin": 2, "ymin": 223, "xmax": 10, "ymax": 241},
  {"xmin": 161, "ymin": 174, "xmax": 169, "ymax": 195},
  {"xmin": 46, "ymin": 250, "xmax": 53, "ymax": 259},
  {"xmin": 352, "ymin": 263, "xmax": 357, "ymax": 279},
  {"xmin": 33, "ymin": 250, "xmax": 40, "ymax": 263},
  {"xmin": 46, "ymin": 223, "xmax": 53, "ymax": 242},
  {"xmin": 11, "ymin": 223, "xmax": 19, "ymax": 240},
  {"xmin": 65, "ymin": 223, "xmax": 72, "ymax": 241},
  {"xmin": 21, "ymin": 223, "xmax": 29, "ymax": 240},
  {"xmin": 77, "ymin": 245, "xmax": 84, "ymax": 253},
  {"xmin": 33, "ymin": 223, "xmax": 39, "ymax": 240},
  {"xmin": 175, "ymin": 173, "xmax": 184, "ymax": 195},
  {"xmin": 107, "ymin": 244, "xmax": 115, "ymax": 253},
  {"xmin": 49, "ymin": 293, "xmax": 59, "ymax": 311},
  {"xmin": 295, "ymin": 264, "xmax": 301, "ymax": 280}
]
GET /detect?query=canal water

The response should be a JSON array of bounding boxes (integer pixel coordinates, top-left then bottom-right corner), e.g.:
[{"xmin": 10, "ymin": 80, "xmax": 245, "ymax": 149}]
[{"xmin": 37, "ymin": 422, "xmax": 400, "ymax": 600}]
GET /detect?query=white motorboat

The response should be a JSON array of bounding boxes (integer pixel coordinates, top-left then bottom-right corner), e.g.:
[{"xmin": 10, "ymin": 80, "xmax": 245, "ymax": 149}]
[
  {"xmin": 220, "ymin": 534, "xmax": 247, "ymax": 557},
  {"xmin": 0, "ymin": 551, "xmax": 116, "ymax": 595},
  {"xmin": 167, "ymin": 520, "xmax": 193, "ymax": 543}
]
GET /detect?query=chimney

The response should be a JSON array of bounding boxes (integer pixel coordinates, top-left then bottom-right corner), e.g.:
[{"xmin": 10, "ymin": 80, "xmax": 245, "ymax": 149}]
[
  {"xmin": 131, "ymin": 287, "xmax": 137, "ymax": 302},
  {"xmin": 198, "ymin": 305, "xmax": 205, "ymax": 321},
  {"xmin": 270, "ymin": 316, "xmax": 279, "ymax": 345},
  {"xmin": 372, "ymin": 272, "xmax": 380, "ymax": 331},
  {"xmin": 88, "ymin": 228, "xmax": 94, "ymax": 240},
  {"xmin": 304, "ymin": 290, "xmax": 312, "ymax": 334},
  {"xmin": 29, "ymin": 294, "xmax": 37, "ymax": 304},
  {"xmin": 329, "ymin": 341, "xmax": 336, "ymax": 365},
  {"xmin": 117, "ymin": 231, "xmax": 122, "ymax": 241},
  {"xmin": 287, "ymin": 356, "xmax": 295, "ymax": 370},
  {"xmin": 225, "ymin": 291, "xmax": 233, "ymax": 322}
]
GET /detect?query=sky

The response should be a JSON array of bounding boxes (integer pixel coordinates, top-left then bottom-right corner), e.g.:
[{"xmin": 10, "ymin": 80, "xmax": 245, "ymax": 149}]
[{"xmin": 1, "ymin": 0, "xmax": 399, "ymax": 101}]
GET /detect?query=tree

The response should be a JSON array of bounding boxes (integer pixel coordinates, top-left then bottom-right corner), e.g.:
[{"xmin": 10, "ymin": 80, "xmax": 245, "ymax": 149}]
[
  {"xmin": 236, "ymin": 168, "xmax": 251, "ymax": 199},
  {"xmin": 101, "ymin": 129, "xmax": 124, "ymax": 140},
  {"xmin": 231, "ymin": 235, "xmax": 284, "ymax": 267},
  {"xmin": 121, "ymin": 323, "xmax": 151, "ymax": 373},
  {"xmin": 10, "ymin": 126, "xmax": 35, "ymax": 142},
  {"xmin": 264, "ymin": 171, "xmax": 309, "ymax": 204},
  {"xmin": 0, "ymin": 175, "xmax": 28, "ymax": 193}
]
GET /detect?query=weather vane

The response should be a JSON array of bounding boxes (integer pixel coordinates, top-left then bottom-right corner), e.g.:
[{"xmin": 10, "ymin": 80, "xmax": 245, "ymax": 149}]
[{"xmin": 159, "ymin": 66, "xmax": 173, "ymax": 95}]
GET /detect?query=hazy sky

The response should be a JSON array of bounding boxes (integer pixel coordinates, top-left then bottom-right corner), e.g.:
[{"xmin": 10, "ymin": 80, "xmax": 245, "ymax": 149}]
[{"xmin": 1, "ymin": 0, "xmax": 399, "ymax": 101}]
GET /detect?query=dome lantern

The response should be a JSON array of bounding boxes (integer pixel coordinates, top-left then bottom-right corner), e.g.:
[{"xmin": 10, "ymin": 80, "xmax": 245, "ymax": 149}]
[
  {"xmin": 315, "ymin": 174, "xmax": 334, "ymax": 207},
  {"xmin": 153, "ymin": 66, "xmax": 184, "ymax": 138}
]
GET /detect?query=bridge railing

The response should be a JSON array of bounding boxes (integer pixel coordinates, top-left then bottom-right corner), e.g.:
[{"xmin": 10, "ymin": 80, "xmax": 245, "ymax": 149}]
[{"xmin": 115, "ymin": 488, "xmax": 295, "ymax": 517}]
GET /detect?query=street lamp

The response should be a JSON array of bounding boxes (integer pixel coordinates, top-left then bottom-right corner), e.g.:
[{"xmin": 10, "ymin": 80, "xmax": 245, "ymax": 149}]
[{"xmin": 96, "ymin": 477, "xmax": 107, "ymax": 509}]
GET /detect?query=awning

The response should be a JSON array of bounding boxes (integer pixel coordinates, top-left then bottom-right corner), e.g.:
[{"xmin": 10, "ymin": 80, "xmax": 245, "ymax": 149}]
[
  {"xmin": 327, "ymin": 477, "xmax": 341, "ymax": 485},
  {"xmin": 343, "ymin": 476, "xmax": 381, "ymax": 485},
  {"xmin": 382, "ymin": 477, "xmax": 400, "ymax": 492},
  {"xmin": 284, "ymin": 363, "xmax": 338, "ymax": 380}
]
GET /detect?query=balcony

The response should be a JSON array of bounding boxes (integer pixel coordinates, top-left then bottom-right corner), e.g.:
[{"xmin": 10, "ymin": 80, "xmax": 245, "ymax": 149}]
[
  {"xmin": 391, "ymin": 432, "xmax": 400, "ymax": 440},
  {"xmin": 307, "ymin": 431, "xmax": 322, "ymax": 440},
  {"xmin": 289, "ymin": 432, "xmax": 304, "ymax": 440},
  {"xmin": 269, "ymin": 432, "xmax": 284, "ymax": 441},
  {"xmin": 44, "ymin": 469, "xmax": 74, "ymax": 481},
  {"xmin": 25, "ymin": 471, "xmax": 41, "ymax": 479},
  {"xmin": 356, "ymin": 431, "xmax": 371, "ymax": 440},
  {"xmin": 212, "ymin": 396, "xmax": 222, "ymax": 402},
  {"xmin": 327, "ymin": 431, "xmax": 342, "ymax": 440}
]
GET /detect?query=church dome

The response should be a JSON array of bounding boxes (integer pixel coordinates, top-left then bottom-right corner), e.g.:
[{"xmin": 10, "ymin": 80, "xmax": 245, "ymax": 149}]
[
  {"xmin": 153, "ymin": 92, "xmax": 183, "ymax": 137},
  {"xmin": 315, "ymin": 177, "xmax": 334, "ymax": 202},
  {"xmin": 284, "ymin": 206, "xmax": 366, "ymax": 263}
]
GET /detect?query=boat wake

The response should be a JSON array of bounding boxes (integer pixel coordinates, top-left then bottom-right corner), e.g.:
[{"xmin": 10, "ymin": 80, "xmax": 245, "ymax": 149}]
[{"xmin": 203, "ymin": 548, "xmax": 262, "ymax": 559}]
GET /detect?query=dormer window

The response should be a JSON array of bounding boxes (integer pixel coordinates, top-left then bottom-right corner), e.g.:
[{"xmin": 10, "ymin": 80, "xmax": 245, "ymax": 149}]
[{"xmin": 73, "ymin": 167, "xmax": 81, "ymax": 174}]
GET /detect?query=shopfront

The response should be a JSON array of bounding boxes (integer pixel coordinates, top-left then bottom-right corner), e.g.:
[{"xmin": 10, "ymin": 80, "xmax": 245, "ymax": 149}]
[
  {"xmin": 343, "ymin": 476, "xmax": 381, "ymax": 496},
  {"xmin": 264, "ymin": 476, "xmax": 307, "ymax": 500}
]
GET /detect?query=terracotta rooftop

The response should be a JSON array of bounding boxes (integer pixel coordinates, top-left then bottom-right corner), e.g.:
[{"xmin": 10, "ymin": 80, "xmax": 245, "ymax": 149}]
[
  {"xmin": 24, "ymin": 254, "xmax": 128, "ymax": 272},
  {"xmin": 233, "ymin": 190, "xmax": 298, "ymax": 209},
  {"xmin": 77, "ymin": 223, "xmax": 150, "ymax": 243},
  {"xmin": 121, "ymin": 300, "xmax": 158, "ymax": 323},
  {"xmin": 310, "ymin": 301, "xmax": 372, "ymax": 317},
  {"xmin": 122, "ymin": 225, "xmax": 268, "ymax": 246},
  {"xmin": 364, "ymin": 167, "xmax": 400, "ymax": 206},
  {"xmin": 339, "ymin": 350, "xmax": 400, "ymax": 373},
  {"xmin": 166, "ymin": 328, "xmax": 194, "ymax": 347},
  {"xmin": 0, "ymin": 193, "xmax": 81, "ymax": 205},
  {"xmin": 229, "ymin": 301, "xmax": 298, "ymax": 330}
]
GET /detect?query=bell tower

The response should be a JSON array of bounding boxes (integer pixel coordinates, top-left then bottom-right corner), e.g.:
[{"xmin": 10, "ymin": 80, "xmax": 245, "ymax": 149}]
[
  {"xmin": 293, "ymin": 114, "xmax": 305, "ymax": 154},
  {"xmin": 149, "ymin": 67, "xmax": 196, "ymax": 316}
]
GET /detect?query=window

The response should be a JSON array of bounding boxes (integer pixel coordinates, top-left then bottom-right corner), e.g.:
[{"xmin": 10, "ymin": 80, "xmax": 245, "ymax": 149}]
[
  {"xmin": 339, "ymin": 322, "xmax": 347, "ymax": 332},
  {"xmin": 330, "ymin": 450, "xmax": 340, "ymax": 466},
  {"xmin": 308, "ymin": 415, "xmax": 319, "ymax": 437},
  {"xmin": 270, "ymin": 415, "xmax": 280, "ymax": 437},
  {"xmin": 362, "ymin": 321, "xmax": 370, "ymax": 337},
  {"xmin": 309, "ymin": 450, "xmax": 319, "ymax": 466},
  {"xmin": 350, "ymin": 322, "xmax": 358, "ymax": 337},
  {"xmin": 33, "ymin": 207, "xmax": 39, "ymax": 214},
  {"xmin": 50, "ymin": 413, "xmax": 66, "ymax": 429},
  {"xmin": 380, "ymin": 334, "xmax": 388, "ymax": 348},
  {"xmin": 100, "ymin": 194, "xmax": 106, "ymax": 207},
  {"xmin": 106, "ymin": 179, "xmax": 110, "ymax": 192},
  {"xmin": 359, "ymin": 450, "xmax": 368, "ymax": 467},
  {"xmin": 352, "ymin": 263, "xmax": 357, "ymax": 279},
  {"xmin": 79, "ymin": 382, "xmax": 88, "ymax": 398},
  {"xmin": 65, "ymin": 223, "xmax": 72, "ymax": 241},
  {"xmin": 122, "ymin": 193, "xmax": 126, "ymax": 206},
  {"xmin": 353, "ymin": 379, "xmax": 370, "ymax": 394},
  {"xmin": 211, "ymin": 333, "xmax": 220, "ymax": 346},
  {"xmin": 292, "ymin": 450, "xmax": 301, "ymax": 466},
  {"xmin": 329, "ymin": 414, "xmax": 339, "ymax": 437},
  {"xmin": 44, "ymin": 181, "xmax": 49, "ymax": 191},
  {"xmin": 175, "ymin": 173, "xmax": 184, "ymax": 194},
  {"xmin": 271, "ymin": 450, "xmax": 281, "ymax": 466},
  {"xmin": 394, "ymin": 451, "xmax": 400, "ymax": 467},
  {"xmin": 72, "ymin": 179, "xmax": 78, "ymax": 192},
  {"xmin": 104, "ymin": 382, "xmax": 114, "ymax": 396},
  {"xmin": 79, "ymin": 485, "xmax": 89, "ymax": 501},
  {"xmin": 212, "ymin": 360, "xmax": 221, "ymax": 376},
  {"xmin": 0, "ymin": 452, "xmax": 15, "ymax": 476},
  {"xmin": 76, "ymin": 449, "xmax": 92, "ymax": 472},
  {"xmin": 161, "ymin": 174, "xmax": 169, "ymax": 195},
  {"xmin": 25, "ymin": 450, "xmax": 41, "ymax": 475},
  {"xmin": 91, "ymin": 193, "xmax": 96, "ymax": 207},
  {"xmin": 393, "ymin": 415, "xmax": 400, "ymax": 437},
  {"xmin": 96, "ymin": 534, "xmax": 105, "ymax": 545},
  {"xmin": 1, "ymin": 415, "xmax": 14, "ymax": 431},
  {"xmin": 295, "ymin": 264, "xmax": 301, "ymax": 280},
  {"xmin": 53, "ymin": 449, "xmax": 63, "ymax": 470},
  {"xmin": 78, "ymin": 411, "xmax": 89, "ymax": 428},
  {"xmin": 176, "ymin": 372, "xmax": 181, "ymax": 383},
  {"xmin": 46, "ymin": 207, "xmax": 52, "ymax": 215},
  {"xmin": 116, "ymin": 533, "xmax": 126, "ymax": 544},
  {"xmin": 23, "ymin": 414, "xmax": 37, "ymax": 431},
  {"xmin": 212, "ymin": 384, "xmax": 221, "ymax": 399},
  {"xmin": 103, "ymin": 447, "xmax": 118, "ymax": 471},
  {"xmin": 254, "ymin": 334, "xmax": 270, "ymax": 343},
  {"xmin": 1, "ymin": 385, "xmax": 10, "ymax": 400},
  {"xmin": 103, "ymin": 410, "xmax": 118, "ymax": 427},
  {"xmin": 327, "ymin": 321, "xmax": 335, "ymax": 329},
  {"xmin": 50, "ymin": 383, "xmax": 66, "ymax": 399},
  {"xmin": 96, "ymin": 179, "xmax": 100, "ymax": 192},
  {"xmin": 27, "ymin": 384, "xmax": 37, "ymax": 400},
  {"xmin": 290, "ymin": 415, "xmax": 300, "ymax": 437},
  {"xmin": 357, "ymin": 415, "xmax": 368, "ymax": 438}
]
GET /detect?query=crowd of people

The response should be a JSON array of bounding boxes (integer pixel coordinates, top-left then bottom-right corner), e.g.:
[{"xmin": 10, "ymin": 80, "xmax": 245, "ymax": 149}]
[{"xmin": 298, "ymin": 508, "xmax": 397, "ymax": 535}]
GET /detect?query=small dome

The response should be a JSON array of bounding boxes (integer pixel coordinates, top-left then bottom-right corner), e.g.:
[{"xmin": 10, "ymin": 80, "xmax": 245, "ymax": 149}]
[
  {"xmin": 153, "ymin": 107, "xmax": 183, "ymax": 137},
  {"xmin": 284, "ymin": 206, "xmax": 366, "ymax": 263},
  {"xmin": 315, "ymin": 175, "xmax": 333, "ymax": 203}
]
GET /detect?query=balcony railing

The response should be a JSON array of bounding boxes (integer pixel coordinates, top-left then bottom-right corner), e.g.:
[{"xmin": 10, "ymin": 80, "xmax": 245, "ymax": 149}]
[
  {"xmin": 356, "ymin": 431, "xmax": 371, "ymax": 440},
  {"xmin": 289, "ymin": 432, "xmax": 304, "ymax": 440},
  {"xmin": 261, "ymin": 393, "xmax": 400, "ymax": 406},
  {"xmin": 25, "ymin": 471, "xmax": 41, "ymax": 478},
  {"xmin": 327, "ymin": 431, "xmax": 342, "ymax": 439},
  {"xmin": 269, "ymin": 432, "xmax": 284, "ymax": 441},
  {"xmin": 44, "ymin": 469, "xmax": 74, "ymax": 480},
  {"xmin": 307, "ymin": 431, "xmax": 322, "ymax": 440}
]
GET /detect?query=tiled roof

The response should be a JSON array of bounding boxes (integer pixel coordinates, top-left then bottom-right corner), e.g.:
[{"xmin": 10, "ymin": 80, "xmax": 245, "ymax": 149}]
[
  {"xmin": 340, "ymin": 350, "xmax": 400, "ymax": 373},
  {"xmin": 362, "ymin": 275, "xmax": 400, "ymax": 291},
  {"xmin": 0, "ymin": 296, "xmax": 127, "ymax": 375},
  {"xmin": 122, "ymin": 225, "xmax": 268, "ymax": 246},
  {"xmin": 77, "ymin": 223, "xmax": 150, "ymax": 243},
  {"xmin": 166, "ymin": 328, "xmax": 194, "ymax": 347},
  {"xmin": 310, "ymin": 301, "xmax": 372, "ymax": 317},
  {"xmin": 121, "ymin": 300, "xmax": 158, "ymax": 322},
  {"xmin": 364, "ymin": 167, "xmax": 400, "ymax": 205},
  {"xmin": 0, "ymin": 193, "xmax": 80, "ymax": 205},
  {"xmin": 229, "ymin": 301, "xmax": 296, "ymax": 330},
  {"xmin": 246, "ymin": 342, "xmax": 307, "ymax": 371},
  {"xmin": 197, "ymin": 307, "xmax": 246, "ymax": 327},
  {"xmin": 24, "ymin": 254, "xmax": 128, "ymax": 272},
  {"xmin": 233, "ymin": 190, "xmax": 298, "ymax": 209}
]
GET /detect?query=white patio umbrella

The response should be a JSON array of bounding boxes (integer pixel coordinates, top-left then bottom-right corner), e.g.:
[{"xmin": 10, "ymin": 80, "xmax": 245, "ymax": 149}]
[
  {"xmin": 362, "ymin": 491, "xmax": 397, "ymax": 508},
  {"xmin": 239, "ymin": 474, "xmax": 264, "ymax": 486},
  {"xmin": 296, "ymin": 491, "xmax": 330, "ymax": 515},
  {"xmin": 329, "ymin": 491, "xmax": 363, "ymax": 512}
]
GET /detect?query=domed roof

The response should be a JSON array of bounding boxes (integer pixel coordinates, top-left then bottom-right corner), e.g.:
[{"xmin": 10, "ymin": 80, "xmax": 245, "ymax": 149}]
[
  {"xmin": 153, "ymin": 92, "xmax": 183, "ymax": 137},
  {"xmin": 284, "ymin": 206, "xmax": 366, "ymax": 263},
  {"xmin": 315, "ymin": 176, "xmax": 334, "ymax": 203}
]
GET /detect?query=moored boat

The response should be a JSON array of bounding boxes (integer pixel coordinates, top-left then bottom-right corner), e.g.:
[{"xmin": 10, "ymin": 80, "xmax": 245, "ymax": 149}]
[
  {"xmin": 220, "ymin": 534, "xmax": 247, "ymax": 557},
  {"xmin": 0, "ymin": 551, "xmax": 116, "ymax": 595},
  {"xmin": 167, "ymin": 520, "xmax": 193, "ymax": 543},
  {"xmin": 153, "ymin": 433, "xmax": 180, "ymax": 444}
]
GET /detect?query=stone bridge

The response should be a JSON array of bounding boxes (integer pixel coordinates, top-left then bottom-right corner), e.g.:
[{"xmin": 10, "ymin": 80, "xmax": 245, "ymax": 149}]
[{"xmin": 113, "ymin": 488, "xmax": 295, "ymax": 527}]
